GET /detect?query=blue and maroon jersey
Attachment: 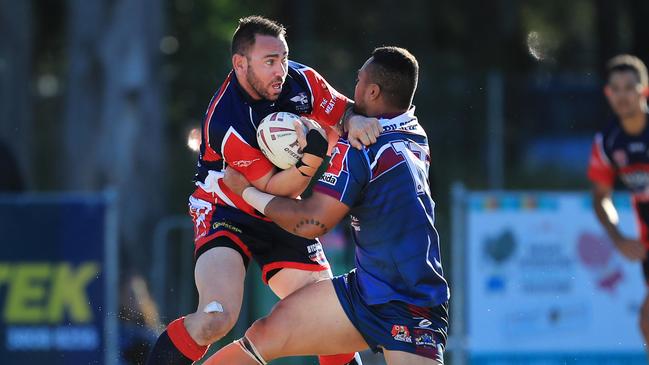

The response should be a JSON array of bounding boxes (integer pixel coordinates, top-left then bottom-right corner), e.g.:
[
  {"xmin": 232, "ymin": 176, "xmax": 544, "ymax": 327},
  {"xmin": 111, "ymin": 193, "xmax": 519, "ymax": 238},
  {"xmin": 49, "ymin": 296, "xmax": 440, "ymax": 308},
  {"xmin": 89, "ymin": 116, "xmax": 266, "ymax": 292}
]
[
  {"xmin": 194, "ymin": 61, "xmax": 349, "ymax": 218},
  {"xmin": 313, "ymin": 108, "xmax": 450, "ymax": 307},
  {"xmin": 587, "ymin": 114, "xmax": 649, "ymax": 243}
]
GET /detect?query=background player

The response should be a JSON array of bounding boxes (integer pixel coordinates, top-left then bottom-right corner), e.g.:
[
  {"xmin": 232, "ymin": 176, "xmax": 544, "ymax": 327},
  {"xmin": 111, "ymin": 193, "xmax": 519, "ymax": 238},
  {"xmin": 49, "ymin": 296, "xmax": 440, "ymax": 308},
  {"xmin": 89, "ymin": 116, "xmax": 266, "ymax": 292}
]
[
  {"xmin": 588, "ymin": 54, "xmax": 649, "ymax": 358},
  {"xmin": 205, "ymin": 46, "xmax": 449, "ymax": 365},
  {"xmin": 145, "ymin": 16, "xmax": 379, "ymax": 365}
]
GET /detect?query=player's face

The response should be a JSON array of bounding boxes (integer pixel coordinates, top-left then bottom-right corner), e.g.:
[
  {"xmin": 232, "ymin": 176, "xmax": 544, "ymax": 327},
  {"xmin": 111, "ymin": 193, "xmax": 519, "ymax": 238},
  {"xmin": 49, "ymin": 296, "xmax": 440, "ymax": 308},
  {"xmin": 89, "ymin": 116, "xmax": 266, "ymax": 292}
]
[
  {"xmin": 353, "ymin": 58, "xmax": 373, "ymax": 114},
  {"xmin": 245, "ymin": 35, "xmax": 288, "ymax": 101},
  {"xmin": 606, "ymin": 71, "xmax": 646, "ymax": 119}
]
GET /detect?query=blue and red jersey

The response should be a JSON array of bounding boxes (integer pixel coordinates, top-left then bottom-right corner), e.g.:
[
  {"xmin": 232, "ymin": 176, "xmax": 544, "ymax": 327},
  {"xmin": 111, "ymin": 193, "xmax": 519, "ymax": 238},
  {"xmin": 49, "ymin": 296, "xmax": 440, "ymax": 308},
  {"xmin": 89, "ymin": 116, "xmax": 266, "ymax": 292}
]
[
  {"xmin": 313, "ymin": 108, "xmax": 450, "ymax": 307},
  {"xmin": 194, "ymin": 61, "xmax": 349, "ymax": 218},
  {"xmin": 588, "ymin": 114, "xmax": 649, "ymax": 245}
]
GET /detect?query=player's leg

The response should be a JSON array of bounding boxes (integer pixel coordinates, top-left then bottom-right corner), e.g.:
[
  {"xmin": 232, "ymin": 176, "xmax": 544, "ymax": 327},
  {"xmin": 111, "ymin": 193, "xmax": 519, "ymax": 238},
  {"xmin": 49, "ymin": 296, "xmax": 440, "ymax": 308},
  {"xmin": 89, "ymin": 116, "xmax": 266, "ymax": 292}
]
[
  {"xmin": 145, "ymin": 245, "xmax": 246, "ymax": 364},
  {"xmin": 146, "ymin": 192, "xmax": 250, "ymax": 365},
  {"xmin": 263, "ymin": 232, "xmax": 361, "ymax": 365},
  {"xmin": 268, "ymin": 267, "xmax": 362, "ymax": 365},
  {"xmin": 640, "ymin": 257, "xmax": 649, "ymax": 360},
  {"xmin": 641, "ymin": 293, "xmax": 649, "ymax": 361},
  {"xmin": 202, "ymin": 279, "xmax": 369, "ymax": 365},
  {"xmin": 185, "ymin": 246, "xmax": 246, "ymax": 344}
]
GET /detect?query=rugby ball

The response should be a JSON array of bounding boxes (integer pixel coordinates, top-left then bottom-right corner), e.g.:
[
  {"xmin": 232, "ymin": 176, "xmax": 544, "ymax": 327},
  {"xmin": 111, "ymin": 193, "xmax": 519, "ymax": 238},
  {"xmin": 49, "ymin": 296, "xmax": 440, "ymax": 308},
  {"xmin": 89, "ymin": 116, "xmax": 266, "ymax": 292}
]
[{"xmin": 256, "ymin": 111, "xmax": 307, "ymax": 169}]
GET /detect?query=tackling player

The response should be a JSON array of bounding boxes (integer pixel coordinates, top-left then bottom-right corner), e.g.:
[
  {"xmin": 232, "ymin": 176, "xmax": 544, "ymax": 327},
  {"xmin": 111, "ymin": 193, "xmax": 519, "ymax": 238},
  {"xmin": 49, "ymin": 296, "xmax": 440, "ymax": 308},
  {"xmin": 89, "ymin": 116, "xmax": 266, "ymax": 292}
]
[
  {"xmin": 588, "ymin": 54, "xmax": 649, "ymax": 357},
  {"xmin": 145, "ymin": 16, "xmax": 379, "ymax": 365},
  {"xmin": 205, "ymin": 46, "xmax": 450, "ymax": 365}
]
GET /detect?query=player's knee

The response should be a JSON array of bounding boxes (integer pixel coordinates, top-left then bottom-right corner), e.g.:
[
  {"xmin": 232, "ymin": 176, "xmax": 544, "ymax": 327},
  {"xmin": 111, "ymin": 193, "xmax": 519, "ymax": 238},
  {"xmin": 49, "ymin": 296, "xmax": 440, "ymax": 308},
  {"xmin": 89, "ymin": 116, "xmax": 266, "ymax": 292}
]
[
  {"xmin": 246, "ymin": 315, "xmax": 288, "ymax": 361},
  {"xmin": 196, "ymin": 310, "xmax": 237, "ymax": 344}
]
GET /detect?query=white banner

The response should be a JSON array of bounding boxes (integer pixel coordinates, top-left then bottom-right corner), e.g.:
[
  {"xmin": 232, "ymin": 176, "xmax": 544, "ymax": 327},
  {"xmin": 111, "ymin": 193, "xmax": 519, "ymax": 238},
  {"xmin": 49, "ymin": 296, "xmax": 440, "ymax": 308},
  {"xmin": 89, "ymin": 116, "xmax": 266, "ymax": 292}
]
[{"xmin": 466, "ymin": 192, "xmax": 645, "ymax": 355}]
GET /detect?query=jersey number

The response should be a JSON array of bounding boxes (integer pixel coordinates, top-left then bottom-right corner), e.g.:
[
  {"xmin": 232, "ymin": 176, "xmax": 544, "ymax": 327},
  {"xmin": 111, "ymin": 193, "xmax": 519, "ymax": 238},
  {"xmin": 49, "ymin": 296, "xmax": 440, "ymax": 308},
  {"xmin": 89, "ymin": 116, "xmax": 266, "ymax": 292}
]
[{"xmin": 391, "ymin": 141, "xmax": 430, "ymax": 196}]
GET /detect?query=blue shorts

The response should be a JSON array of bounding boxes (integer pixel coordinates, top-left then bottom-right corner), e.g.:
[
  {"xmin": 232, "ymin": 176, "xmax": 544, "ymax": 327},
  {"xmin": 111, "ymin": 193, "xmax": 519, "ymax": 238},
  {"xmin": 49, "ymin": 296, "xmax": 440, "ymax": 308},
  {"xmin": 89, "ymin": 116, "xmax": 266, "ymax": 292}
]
[{"xmin": 332, "ymin": 270, "xmax": 448, "ymax": 363}]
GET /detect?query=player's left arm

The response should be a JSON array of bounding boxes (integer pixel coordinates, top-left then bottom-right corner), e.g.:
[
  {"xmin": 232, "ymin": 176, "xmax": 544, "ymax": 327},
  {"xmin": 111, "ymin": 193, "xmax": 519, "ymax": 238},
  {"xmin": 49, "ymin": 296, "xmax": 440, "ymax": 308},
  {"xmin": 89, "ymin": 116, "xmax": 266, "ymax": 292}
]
[{"xmin": 224, "ymin": 166, "xmax": 349, "ymax": 238}]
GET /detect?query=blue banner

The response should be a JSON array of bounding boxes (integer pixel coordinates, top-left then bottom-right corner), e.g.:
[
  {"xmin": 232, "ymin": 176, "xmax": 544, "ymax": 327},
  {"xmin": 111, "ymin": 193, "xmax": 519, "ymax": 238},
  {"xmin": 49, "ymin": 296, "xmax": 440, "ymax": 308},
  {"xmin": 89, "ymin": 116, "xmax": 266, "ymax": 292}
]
[{"xmin": 0, "ymin": 193, "xmax": 118, "ymax": 364}]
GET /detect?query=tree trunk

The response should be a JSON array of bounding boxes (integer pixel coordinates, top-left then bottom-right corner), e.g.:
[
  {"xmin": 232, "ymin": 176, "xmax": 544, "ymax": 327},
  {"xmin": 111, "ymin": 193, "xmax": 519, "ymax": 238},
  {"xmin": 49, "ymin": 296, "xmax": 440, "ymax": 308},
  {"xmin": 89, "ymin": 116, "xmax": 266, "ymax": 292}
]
[
  {"xmin": 64, "ymin": 0, "xmax": 165, "ymax": 268},
  {"xmin": 0, "ymin": 0, "xmax": 32, "ymax": 187}
]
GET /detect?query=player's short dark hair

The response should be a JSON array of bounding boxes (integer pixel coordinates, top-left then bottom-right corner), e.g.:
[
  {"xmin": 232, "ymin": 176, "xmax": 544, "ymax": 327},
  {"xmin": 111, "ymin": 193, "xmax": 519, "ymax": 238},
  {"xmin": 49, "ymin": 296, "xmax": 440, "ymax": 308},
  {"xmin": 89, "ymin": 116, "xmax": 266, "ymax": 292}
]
[
  {"xmin": 606, "ymin": 54, "xmax": 648, "ymax": 87},
  {"xmin": 231, "ymin": 16, "xmax": 286, "ymax": 56},
  {"xmin": 367, "ymin": 47, "xmax": 419, "ymax": 110}
]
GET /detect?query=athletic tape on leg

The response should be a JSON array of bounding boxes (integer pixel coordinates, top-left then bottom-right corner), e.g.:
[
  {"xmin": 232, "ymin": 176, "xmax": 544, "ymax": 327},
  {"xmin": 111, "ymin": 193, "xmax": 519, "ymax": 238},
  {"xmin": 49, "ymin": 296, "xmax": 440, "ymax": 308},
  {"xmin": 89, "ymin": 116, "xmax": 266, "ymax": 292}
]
[
  {"xmin": 235, "ymin": 336, "xmax": 267, "ymax": 365},
  {"xmin": 203, "ymin": 301, "xmax": 224, "ymax": 314}
]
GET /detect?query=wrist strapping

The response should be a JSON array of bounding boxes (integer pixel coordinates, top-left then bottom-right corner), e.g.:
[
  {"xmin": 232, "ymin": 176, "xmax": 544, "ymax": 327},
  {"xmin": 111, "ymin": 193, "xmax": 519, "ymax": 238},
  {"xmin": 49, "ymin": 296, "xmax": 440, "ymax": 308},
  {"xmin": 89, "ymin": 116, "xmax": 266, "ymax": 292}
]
[
  {"xmin": 295, "ymin": 129, "xmax": 327, "ymax": 177},
  {"xmin": 241, "ymin": 187, "xmax": 275, "ymax": 215}
]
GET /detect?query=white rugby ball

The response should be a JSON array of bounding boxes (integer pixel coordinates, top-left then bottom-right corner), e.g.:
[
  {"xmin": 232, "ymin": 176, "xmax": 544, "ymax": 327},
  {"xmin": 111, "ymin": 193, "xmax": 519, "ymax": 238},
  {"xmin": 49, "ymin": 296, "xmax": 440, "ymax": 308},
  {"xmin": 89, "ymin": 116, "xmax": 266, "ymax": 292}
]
[{"xmin": 257, "ymin": 111, "xmax": 307, "ymax": 169}]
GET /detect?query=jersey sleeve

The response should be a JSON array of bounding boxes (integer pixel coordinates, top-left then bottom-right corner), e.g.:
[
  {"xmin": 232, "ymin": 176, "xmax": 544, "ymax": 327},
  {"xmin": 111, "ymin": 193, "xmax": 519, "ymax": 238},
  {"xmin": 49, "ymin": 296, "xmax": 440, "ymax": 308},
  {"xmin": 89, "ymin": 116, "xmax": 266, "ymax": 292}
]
[
  {"xmin": 222, "ymin": 126, "xmax": 275, "ymax": 182},
  {"xmin": 312, "ymin": 139, "xmax": 369, "ymax": 207},
  {"xmin": 587, "ymin": 133, "xmax": 616, "ymax": 187},
  {"xmin": 295, "ymin": 65, "xmax": 350, "ymax": 127}
]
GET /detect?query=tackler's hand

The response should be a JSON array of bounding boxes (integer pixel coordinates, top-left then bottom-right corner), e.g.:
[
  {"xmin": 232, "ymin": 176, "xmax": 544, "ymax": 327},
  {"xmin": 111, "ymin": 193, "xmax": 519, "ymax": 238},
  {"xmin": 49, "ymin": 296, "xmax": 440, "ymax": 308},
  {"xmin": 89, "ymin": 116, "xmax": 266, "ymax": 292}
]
[
  {"xmin": 346, "ymin": 114, "xmax": 382, "ymax": 149},
  {"xmin": 223, "ymin": 166, "xmax": 252, "ymax": 196},
  {"xmin": 295, "ymin": 117, "xmax": 326, "ymax": 151}
]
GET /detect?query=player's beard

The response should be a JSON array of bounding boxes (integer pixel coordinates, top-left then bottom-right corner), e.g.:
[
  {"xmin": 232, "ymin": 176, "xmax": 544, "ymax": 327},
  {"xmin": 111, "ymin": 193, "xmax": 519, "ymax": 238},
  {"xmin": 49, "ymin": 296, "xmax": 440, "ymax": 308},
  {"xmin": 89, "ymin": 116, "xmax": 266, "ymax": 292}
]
[{"xmin": 247, "ymin": 66, "xmax": 283, "ymax": 101}]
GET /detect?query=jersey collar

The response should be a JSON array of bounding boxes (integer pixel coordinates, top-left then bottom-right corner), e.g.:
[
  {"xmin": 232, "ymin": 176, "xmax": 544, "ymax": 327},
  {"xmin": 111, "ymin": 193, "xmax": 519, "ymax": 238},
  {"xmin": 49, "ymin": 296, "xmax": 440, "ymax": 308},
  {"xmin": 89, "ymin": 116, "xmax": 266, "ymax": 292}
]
[{"xmin": 378, "ymin": 106, "xmax": 420, "ymax": 132}]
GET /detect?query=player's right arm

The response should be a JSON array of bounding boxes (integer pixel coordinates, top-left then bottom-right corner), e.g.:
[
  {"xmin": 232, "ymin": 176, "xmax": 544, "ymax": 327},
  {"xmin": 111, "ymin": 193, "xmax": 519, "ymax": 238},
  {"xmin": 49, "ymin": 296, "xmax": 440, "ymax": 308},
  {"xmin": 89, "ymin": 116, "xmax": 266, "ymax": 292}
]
[
  {"xmin": 588, "ymin": 134, "xmax": 646, "ymax": 261},
  {"xmin": 221, "ymin": 119, "xmax": 328, "ymax": 198}
]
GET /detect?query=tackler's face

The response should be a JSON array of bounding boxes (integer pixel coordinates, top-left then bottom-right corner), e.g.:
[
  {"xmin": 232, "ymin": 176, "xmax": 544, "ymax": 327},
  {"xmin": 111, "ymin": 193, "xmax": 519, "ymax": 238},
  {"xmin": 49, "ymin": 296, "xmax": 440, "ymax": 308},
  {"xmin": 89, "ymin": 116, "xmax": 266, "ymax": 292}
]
[
  {"xmin": 605, "ymin": 71, "xmax": 647, "ymax": 119},
  {"xmin": 353, "ymin": 57, "xmax": 374, "ymax": 115},
  {"xmin": 245, "ymin": 34, "xmax": 289, "ymax": 101}
]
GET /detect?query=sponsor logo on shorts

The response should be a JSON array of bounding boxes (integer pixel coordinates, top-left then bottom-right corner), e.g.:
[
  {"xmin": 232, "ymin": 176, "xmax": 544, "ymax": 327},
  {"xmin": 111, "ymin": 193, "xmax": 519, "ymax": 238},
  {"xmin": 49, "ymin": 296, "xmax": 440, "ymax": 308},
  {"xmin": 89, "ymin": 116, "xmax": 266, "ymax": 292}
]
[
  {"xmin": 212, "ymin": 221, "xmax": 242, "ymax": 234},
  {"xmin": 391, "ymin": 325, "xmax": 412, "ymax": 343},
  {"xmin": 417, "ymin": 319, "xmax": 432, "ymax": 328},
  {"xmin": 307, "ymin": 243, "xmax": 328, "ymax": 266},
  {"xmin": 412, "ymin": 328, "xmax": 436, "ymax": 347},
  {"xmin": 231, "ymin": 158, "xmax": 260, "ymax": 168}
]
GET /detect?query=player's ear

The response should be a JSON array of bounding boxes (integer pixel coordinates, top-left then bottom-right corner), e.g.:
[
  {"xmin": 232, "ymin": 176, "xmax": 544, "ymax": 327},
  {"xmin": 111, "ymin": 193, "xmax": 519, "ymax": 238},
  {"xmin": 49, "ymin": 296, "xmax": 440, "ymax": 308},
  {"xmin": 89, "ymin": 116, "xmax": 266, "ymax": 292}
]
[
  {"xmin": 603, "ymin": 85, "xmax": 612, "ymax": 98},
  {"xmin": 368, "ymin": 83, "xmax": 381, "ymax": 101},
  {"xmin": 232, "ymin": 53, "xmax": 247, "ymax": 73},
  {"xmin": 642, "ymin": 86, "xmax": 649, "ymax": 98}
]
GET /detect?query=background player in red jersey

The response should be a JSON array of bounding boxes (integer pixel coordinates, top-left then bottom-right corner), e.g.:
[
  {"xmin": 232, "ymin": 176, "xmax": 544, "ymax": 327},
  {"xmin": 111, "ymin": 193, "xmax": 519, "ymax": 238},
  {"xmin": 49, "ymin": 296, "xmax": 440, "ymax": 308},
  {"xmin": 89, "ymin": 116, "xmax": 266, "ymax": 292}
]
[
  {"xmin": 145, "ymin": 16, "xmax": 376, "ymax": 365},
  {"xmin": 588, "ymin": 54, "xmax": 649, "ymax": 357}
]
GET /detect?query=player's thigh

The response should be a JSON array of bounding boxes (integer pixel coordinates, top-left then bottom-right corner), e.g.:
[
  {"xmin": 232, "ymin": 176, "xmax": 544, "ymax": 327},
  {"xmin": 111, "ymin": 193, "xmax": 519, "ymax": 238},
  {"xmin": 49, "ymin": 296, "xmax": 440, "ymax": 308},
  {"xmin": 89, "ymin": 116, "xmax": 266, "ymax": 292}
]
[
  {"xmin": 194, "ymin": 246, "xmax": 246, "ymax": 314},
  {"xmin": 249, "ymin": 279, "xmax": 368, "ymax": 358},
  {"xmin": 383, "ymin": 349, "xmax": 442, "ymax": 365},
  {"xmin": 268, "ymin": 267, "xmax": 332, "ymax": 299}
]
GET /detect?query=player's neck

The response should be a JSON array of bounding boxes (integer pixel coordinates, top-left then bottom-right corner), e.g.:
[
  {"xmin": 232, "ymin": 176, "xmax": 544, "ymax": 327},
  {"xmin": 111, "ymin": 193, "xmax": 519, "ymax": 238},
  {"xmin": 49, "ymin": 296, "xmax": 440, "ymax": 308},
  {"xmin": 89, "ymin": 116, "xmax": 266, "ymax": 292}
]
[
  {"xmin": 368, "ymin": 104, "xmax": 407, "ymax": 119},
  {"xmin": 620, "ymin": 109, "xmax": 647, "ymax": 136}
]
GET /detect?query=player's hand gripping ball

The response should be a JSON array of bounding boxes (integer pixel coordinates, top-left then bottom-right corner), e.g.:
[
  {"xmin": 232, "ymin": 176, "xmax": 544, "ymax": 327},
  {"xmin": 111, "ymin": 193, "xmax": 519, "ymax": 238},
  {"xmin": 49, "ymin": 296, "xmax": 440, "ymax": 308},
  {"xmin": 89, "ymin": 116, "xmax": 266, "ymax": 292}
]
[{"xmin": 256, "ymin": 111, "xmax": 309, "ymax": 169}]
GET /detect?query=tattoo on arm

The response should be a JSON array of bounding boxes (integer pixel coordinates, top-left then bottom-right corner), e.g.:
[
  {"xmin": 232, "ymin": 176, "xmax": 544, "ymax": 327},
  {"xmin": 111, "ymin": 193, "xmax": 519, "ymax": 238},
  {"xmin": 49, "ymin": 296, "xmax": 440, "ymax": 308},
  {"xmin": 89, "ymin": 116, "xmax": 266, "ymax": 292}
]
[{"xmin": 293, "ymin": 218, "xmax": 328, "ymax": 235}]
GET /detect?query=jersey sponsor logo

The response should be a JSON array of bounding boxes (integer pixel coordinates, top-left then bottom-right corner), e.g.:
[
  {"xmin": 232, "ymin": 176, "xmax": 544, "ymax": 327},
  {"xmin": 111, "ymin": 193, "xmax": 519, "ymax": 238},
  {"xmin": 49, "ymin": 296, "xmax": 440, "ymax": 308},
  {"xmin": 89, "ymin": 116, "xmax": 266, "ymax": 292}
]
[
  {"xmin": 391, "ymin": 325, "xmax": 412, "ymax": 343},
  {"xmin": 629, "ymin": 142, "xmax": 646, "ymax": 153},
  {"xmin": 613, "ymin": 149, "xmax": 627, "ymax": 167},
  {"xmin": 290, "ymin": 92, "xmax": 309, "ymax": 105},
  {"xmin": 231, "ymin": 158, "xmax": 261, "ymax": 168},
  {"xmin": 382, "ymin": 118, "xmax": 419, "ymax": 132},
  {"xmin": 320, "ymin": 172, "xmax": 338, "ymax": 185}
]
